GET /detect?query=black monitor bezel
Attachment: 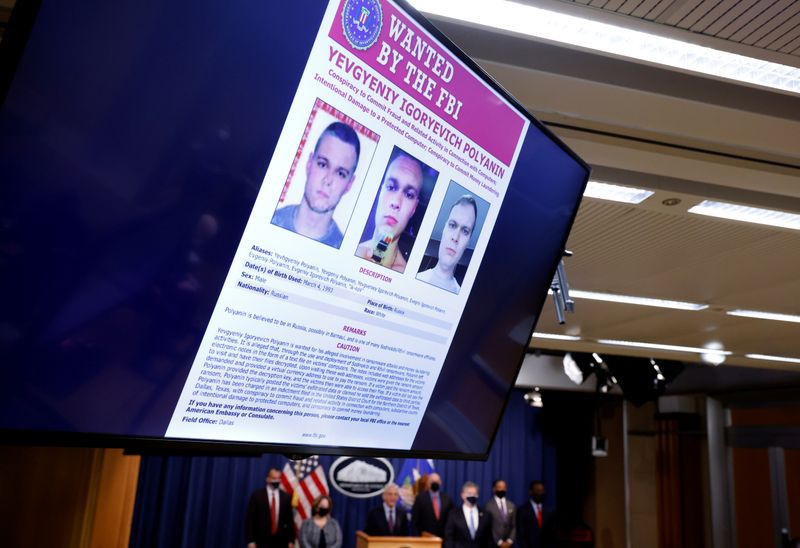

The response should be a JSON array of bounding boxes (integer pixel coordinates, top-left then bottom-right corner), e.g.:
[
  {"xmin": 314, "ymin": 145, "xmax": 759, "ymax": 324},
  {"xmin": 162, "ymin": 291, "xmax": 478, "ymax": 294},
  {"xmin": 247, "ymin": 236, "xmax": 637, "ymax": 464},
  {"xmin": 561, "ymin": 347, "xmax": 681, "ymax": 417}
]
[{"xmin": 0, "ymin": 0, "xmax": 589, "ymax": 460}]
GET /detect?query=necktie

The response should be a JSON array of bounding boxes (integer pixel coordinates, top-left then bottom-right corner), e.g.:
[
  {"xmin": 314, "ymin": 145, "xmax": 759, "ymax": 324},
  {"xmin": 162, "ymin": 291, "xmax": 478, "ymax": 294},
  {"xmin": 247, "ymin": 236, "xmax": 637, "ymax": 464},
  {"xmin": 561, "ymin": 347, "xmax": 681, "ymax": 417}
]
[
  {"xmin": 271, "ymin": 492, "xmax": 278, "ymax": 535},
  {"xmin": 500, "ymin": 500, "xmax": 506, "ymax": 520},
  {"xmin": 536, "ymin": 504, "xmax": 542, "ymax": 529},
  {"xmin": 388, "ymin": 509, "xmax": 395, "ymax": 532},
  {"xmin": 468, "ymin": 509, "xmax": 476, "ymax": 539},
  {"xmin": 433, "ymin": 494, "xmax": 440, "ymax": 520}
]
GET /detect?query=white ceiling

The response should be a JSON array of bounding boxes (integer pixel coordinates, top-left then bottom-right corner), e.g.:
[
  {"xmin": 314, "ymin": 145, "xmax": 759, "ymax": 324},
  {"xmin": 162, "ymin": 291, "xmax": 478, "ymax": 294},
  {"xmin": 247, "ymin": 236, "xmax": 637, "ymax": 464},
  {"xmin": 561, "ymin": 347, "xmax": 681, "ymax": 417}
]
[
  {"xmin": 559, "ymin": 0, "xmax": 800, "ymax": 57},
  {"xmin": 419, "ymin": 0, "xmax": 800, "ymax": 377}
]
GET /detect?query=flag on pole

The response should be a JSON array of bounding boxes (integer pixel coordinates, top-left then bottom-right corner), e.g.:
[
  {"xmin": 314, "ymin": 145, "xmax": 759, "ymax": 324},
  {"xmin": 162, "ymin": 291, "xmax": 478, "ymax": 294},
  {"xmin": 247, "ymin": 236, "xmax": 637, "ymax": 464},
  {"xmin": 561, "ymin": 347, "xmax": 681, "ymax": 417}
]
[
  {"xmin": 281, "ymin": 456, "xmax": 329, "ymax": 531},
  {"xmin": 396, "ymin": 458, "xmax": 435, "ymax": 509}
]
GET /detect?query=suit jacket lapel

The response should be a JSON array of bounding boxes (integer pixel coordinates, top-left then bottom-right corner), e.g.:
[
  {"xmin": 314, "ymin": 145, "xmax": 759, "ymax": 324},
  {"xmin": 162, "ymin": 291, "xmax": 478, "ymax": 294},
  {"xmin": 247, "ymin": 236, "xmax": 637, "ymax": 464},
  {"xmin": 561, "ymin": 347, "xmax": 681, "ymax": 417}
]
[{"xmin": 454, "ymin": 507, "xmax": 468, "ymax": 534}]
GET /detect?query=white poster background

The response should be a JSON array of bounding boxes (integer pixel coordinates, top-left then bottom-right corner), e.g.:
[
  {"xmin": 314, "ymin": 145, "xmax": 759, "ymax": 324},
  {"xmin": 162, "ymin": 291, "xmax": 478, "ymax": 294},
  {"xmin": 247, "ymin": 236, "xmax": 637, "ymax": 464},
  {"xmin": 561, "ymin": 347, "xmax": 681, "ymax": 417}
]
[{"xmin": 166, "ymin": 0, "xmax": 529, "ymax": 449}]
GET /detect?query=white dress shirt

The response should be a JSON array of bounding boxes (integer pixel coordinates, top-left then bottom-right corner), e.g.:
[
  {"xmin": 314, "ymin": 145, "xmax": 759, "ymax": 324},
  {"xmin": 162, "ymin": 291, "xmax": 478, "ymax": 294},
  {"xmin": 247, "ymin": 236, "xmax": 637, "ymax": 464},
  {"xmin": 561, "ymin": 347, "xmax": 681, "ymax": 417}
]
[{"xmin": 462, "ymin": 504, "xmax": 478, "ymax": 538}]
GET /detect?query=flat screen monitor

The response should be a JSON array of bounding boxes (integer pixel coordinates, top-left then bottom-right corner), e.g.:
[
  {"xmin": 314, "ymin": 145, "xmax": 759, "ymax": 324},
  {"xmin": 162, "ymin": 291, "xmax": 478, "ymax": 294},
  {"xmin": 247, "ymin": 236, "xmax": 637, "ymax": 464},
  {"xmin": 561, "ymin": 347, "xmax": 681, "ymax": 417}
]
[{"xmin": 0, "ymin": 0, "xmax": 589, "ymax": 459}]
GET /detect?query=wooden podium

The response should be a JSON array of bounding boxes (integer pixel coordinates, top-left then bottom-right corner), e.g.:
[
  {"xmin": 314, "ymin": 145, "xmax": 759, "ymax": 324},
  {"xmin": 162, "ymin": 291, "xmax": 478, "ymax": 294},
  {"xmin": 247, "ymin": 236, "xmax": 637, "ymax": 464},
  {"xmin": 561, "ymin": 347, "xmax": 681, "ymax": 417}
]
[{"xmin": 355, "ymin": 531, "xmax": 443, "ymax": 548}]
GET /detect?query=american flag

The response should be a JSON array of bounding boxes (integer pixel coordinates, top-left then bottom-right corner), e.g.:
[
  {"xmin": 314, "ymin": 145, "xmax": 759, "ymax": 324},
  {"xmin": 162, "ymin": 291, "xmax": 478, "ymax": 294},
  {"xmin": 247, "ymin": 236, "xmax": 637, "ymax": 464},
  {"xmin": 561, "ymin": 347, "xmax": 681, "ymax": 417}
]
[{"xmin": 281, "ymin": 456, "xmax": 329, "ymax": 531}]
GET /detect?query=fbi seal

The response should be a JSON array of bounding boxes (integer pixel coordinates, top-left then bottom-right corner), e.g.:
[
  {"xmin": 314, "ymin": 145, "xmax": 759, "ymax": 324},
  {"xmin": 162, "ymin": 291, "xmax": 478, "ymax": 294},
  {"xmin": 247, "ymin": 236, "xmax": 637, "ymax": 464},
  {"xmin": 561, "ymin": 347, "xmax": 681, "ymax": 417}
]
[{"xmin": 342, "ymin": 0, "xmax": 383, "ymax": 50}]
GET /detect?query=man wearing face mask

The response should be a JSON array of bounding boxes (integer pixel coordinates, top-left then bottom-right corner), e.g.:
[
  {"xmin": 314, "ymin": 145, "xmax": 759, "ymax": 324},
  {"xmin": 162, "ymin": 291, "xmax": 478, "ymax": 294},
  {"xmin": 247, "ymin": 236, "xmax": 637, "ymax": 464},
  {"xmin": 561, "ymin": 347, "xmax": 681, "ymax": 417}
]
[
  {"xmin": 515, "ymin": 481, "xmax": 554, "ymax": 548},
  {"xmin": 484, "ymin": 479, "xmax": 516, "ymax": 548},
  {"xmin": 412, "ymin": 472, "xmax": 453, "ymax": 538},
  {"xmin": 444, "ymin": 481, "xmax": 492, "ymax": 548},
  {"xmin": 245, "ymin": 468, "xmax": 296, "ymax": 548}
]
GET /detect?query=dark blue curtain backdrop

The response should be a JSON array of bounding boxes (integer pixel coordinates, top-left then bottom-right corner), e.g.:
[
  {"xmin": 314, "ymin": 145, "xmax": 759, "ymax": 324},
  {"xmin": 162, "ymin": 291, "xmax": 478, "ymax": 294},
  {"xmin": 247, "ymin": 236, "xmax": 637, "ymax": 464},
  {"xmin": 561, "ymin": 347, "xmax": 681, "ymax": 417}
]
[{"xmin": 130, "ymin": 389, "xmax": 557, "ymax": 548}]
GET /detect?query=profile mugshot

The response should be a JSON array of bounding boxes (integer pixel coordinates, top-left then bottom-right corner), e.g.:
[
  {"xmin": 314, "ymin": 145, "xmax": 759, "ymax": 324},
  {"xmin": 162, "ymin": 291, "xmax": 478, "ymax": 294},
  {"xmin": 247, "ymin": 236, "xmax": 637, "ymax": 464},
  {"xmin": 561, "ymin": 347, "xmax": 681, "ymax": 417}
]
[
  {"xmin": 417, "ymin": 182, "xmax": 489, "ymax": 294},
  {"xmin": 272, "ymin": 100, "xmax": 379, "ymax": 248},
  {"xmin": 356, "ymin": 146, "xmax": 438, "ymax": 273}
]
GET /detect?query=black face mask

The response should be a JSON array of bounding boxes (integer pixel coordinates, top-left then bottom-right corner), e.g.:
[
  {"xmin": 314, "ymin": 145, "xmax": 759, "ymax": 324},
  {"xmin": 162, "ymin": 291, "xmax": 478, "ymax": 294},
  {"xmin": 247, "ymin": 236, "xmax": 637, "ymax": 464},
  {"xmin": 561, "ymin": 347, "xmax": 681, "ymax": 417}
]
[
  {"xmin": 531, "ymin": 494, "xmax": 545, "ymax": 504},
  {"xmin": 270, "ymin": 481, "xmax": 281, "ymax": 490},
  {"xmin": 317, "ymin": 507, "xmax": 330, "ymax": 517},
  {"xmin": 495, "ymin": 490, "xmax": 506, "ymax": 499},
  {"xmin": 466, "ymin": 496, "xmax": 478, "ymax": 506},
  {"xmin": 430, "ymin": 482, "xmax": 440, "ymax": 492}
]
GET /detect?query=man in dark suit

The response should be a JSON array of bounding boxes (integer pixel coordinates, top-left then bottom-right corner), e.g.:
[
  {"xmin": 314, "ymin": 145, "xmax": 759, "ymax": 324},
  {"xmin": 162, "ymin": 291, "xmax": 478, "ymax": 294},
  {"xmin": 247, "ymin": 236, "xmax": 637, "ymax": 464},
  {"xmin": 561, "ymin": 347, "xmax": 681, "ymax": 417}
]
[
  {"xmin": 484, "ymin": 479, "xmax": 515, "ymax": 547},
  {"xmin": 515, "ymin": 481, "xmax": 555, "ymax": 548},
  {"xmin": 365, "ymin": 483, "xmax": 409, "ymax": 536},
  {"xmin": 245, "ymin": 468, "xmax": 295, "ymax": 548},
  {"xmin": 412, "ymin": 472, "xmax": 453, "ymax": 537},
  {"xmin": 444, "ymin": 481, "xmax": 492, "ymax": 548}
]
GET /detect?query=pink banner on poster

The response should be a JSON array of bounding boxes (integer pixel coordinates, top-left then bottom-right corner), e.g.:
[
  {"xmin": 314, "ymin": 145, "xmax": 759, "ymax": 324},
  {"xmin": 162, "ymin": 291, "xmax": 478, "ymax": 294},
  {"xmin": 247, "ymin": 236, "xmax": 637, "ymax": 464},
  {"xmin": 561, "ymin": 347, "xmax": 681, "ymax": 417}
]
[{"xmin": 329, "ymin": 0, "xmax": 525, "ymax": 167}]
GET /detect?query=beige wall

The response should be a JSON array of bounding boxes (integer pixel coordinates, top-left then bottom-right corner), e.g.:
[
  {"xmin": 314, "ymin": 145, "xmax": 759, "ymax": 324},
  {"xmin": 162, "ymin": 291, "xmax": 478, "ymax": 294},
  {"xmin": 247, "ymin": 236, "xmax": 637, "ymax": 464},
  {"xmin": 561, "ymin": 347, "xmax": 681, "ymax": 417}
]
[
  {"xmin": 626, "ymin": 402, "xmax": 659, "ymax": 548},
  {"xmin": 585, "ymin": 399, "xmax": 627, "ymax": 548},
  {"xmin": 0, "ymin": 446, "xmax": 140, "ymax": 548}
]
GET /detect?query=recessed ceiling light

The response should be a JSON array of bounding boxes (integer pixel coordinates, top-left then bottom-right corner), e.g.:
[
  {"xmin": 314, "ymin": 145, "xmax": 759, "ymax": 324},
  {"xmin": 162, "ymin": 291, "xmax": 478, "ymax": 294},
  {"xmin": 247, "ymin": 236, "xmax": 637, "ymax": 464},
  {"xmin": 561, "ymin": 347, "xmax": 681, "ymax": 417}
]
[
  {"xmin": 701, "ymin": 342, "xmax": 726, "ymax": 366},
  {"xmin": 597, "ymin": 338, "xmax": 731, "ymax": 356},
  {"xmin": 532, "ymin": 332, "xmax": 581, "ymax": 341},
  {"xmin": 569, "ymin": 290, "xmax": 708, "ymax": 311},
  {"xmin": 746, "ymin": 354, "xmax": 800, "ymax": 365},
  {"xmin": 688, "ymin": 200, "xmax": 800, "ymax": 231},
  {"xmin": 409, "ymin": 0, "xmax": 800, "ymax": 95},
  {"xmin": 582, "ymin": 181, "xmax": 654, "ymax": 204},
  {"xmin": 726, "ymin": 309, "xmax": 800, "ymax": 324}
]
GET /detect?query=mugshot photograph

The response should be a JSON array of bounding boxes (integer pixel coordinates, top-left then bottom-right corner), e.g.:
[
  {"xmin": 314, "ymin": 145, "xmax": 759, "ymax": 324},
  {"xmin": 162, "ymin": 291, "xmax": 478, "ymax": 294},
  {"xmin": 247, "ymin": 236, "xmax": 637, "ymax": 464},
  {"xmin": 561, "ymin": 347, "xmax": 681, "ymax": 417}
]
[
  {"xmin": 355, "ymin": 146, "xmax": 438, "ymax": 273},
  {"xmin": 417, "ymin": 181, "xmax": 489, "ymax": 294},
  {"xmin": 272, "ymin": 99, "xmax": 379, "ymax": 249}
]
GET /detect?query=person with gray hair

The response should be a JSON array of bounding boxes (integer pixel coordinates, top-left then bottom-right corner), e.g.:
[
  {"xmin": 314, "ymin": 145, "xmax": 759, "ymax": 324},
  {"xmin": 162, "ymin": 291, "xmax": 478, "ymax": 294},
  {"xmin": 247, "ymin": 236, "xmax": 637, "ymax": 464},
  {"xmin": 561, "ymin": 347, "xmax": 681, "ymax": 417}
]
[
  {"xmin": 417, "ymin": 195, "xmax": 477, "ymax": 293},
  {"xmin": 364, "ymin": 482, "xmax": 409, "ymax": 536}
]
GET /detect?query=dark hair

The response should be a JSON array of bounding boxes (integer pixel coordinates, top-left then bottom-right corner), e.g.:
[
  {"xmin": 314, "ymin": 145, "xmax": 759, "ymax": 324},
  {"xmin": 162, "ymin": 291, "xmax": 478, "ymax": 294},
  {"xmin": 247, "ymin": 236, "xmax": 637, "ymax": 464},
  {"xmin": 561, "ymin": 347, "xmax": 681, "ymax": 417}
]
[
  {"xmin": 311, "ymin": 495, "xmax": 333, "ymax": 516},
  {"xmin": 315, "ymin": 121, "xmax": 360, "ymax": 164},
  {"xmin": 529, "ymin": 480, "xmax": 545, "ymax": 491},
  {"xmin": 450, "ymin": 194, "xmax": 477, "ymax": 220},
  {"xmin": 492, "ymin": 479, "xmax": 505, "ymax": 488}
]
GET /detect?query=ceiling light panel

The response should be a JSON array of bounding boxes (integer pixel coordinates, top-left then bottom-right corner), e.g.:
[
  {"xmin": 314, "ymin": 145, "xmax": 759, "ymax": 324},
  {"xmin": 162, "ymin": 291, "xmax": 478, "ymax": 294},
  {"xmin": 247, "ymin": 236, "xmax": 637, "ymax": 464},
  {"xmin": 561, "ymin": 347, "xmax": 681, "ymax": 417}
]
[
  {"xmin": 727, "ymin": 309, "xmax": 800, "ymax": 324},
  {"xmin": 570, "ymin": 290, "xmax": 708, "ymax": 311},
  {"xmin": 688, "ymin": 200, "xmax": 800, "ymax": 231},
  {"xmin": 746, "ymin": 354, "xmax": 800, "ymax": 365},
  {"xmin": 597, "ymin": 338, "xmax": 731, "ymax": 356},
  {"xmin": 532, "ymin": 332, "xmax": 581, "ymax": 341},
  {"xmin": 583, "ymin": 181, "xmax": 654, "ymax": 204}
]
